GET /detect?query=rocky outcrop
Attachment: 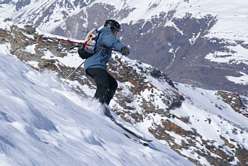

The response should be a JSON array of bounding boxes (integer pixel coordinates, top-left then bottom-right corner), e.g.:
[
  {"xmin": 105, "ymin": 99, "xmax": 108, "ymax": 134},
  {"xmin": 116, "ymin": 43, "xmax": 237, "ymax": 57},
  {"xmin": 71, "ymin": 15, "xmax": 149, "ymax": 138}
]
[{"xmin": 217, "ymin": 91, "xmax": 248, "ymax": 118}]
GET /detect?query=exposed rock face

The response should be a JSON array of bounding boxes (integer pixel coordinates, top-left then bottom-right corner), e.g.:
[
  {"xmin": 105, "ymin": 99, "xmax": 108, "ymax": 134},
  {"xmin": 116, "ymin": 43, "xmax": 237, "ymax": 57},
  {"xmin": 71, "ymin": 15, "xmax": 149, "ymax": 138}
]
[
  {"xmin": 0, "ymin": 0, "xmax": 12, "ymax": 5},
  {"xmin": 149, "ymin": 118, "xmax": 247, "ymax": 166},
  {"xmin": 23, "ymin": 25, "xmax": 36, "ymax": 34},
  {"xmin": 1, "ymin": 25, "xmax": 248, "ymax": 166},
  {"xmin": 217, "ymin": 91, "xmax": 248, "ymax": 118},
  {"xmin": 16, "ymin": 0, "xmax": 31, "ymax": 10},
  {"xmin": 0, "ymin": 0, "xmax": 31, "ymax": 10}
]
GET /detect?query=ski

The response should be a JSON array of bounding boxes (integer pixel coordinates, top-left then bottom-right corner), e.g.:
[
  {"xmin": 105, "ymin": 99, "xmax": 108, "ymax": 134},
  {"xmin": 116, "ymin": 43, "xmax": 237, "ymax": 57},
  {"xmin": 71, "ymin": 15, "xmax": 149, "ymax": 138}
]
[
  {"xmin": 114, "ymin": 118, "xmax": 152, "ymax": 144},
  {"xmin": 103, "ymin": 107, "xmax": 152, "ymax": 146}
]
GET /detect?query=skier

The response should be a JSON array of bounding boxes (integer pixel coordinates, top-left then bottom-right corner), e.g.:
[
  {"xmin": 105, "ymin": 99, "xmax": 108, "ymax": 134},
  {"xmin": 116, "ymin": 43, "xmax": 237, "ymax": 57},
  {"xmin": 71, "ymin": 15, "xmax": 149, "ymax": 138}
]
[{"xmin": 84, "ymin": 19, "xmax": 130, "ymax": 111}]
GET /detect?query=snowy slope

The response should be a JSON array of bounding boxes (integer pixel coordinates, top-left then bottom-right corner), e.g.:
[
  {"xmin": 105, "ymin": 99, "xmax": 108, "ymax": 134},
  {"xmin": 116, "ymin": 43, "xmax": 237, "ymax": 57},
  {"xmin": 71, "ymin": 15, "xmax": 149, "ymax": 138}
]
[
  {"xmin": 0, "ymin": 48, "xmax": 193, "ymax": 166},
  {"xmin": 226, "ymin": 72, "xmax": 248, "ymax": 86}
]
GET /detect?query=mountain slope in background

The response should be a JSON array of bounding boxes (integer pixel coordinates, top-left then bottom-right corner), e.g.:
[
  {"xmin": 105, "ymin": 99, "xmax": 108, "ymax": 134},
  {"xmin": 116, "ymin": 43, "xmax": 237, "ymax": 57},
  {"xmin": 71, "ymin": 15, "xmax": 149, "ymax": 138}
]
[
  {"xmin": 0, "ymin": 24, "xmax": 247, "ymax": 165},
  {"xmin": 1, "ymin": 0, "xmax": 247, "ymax": 95}
]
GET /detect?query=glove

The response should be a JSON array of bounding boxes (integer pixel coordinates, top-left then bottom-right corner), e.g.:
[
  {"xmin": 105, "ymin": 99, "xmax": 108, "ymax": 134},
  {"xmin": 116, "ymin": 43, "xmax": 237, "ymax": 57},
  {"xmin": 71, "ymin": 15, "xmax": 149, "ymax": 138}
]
[{"xmin": 121, "ymin": 46, "xmax": 130, "ymax": 56}]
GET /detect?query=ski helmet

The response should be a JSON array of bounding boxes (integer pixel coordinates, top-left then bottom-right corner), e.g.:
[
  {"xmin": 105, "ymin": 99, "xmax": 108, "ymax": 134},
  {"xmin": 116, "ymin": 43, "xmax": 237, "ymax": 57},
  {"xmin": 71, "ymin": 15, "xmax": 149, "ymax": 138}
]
[{"xmin": 104, "ymin": 19, "xmax": 121, "ymax": 32}]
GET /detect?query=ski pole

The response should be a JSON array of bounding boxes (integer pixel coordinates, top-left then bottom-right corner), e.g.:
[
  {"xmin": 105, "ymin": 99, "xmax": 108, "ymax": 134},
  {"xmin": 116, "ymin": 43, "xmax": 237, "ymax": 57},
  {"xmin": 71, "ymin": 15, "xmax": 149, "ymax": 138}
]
[{"xmin": 65, "ymin": 61, "xmax": 84, "ymax": 80}]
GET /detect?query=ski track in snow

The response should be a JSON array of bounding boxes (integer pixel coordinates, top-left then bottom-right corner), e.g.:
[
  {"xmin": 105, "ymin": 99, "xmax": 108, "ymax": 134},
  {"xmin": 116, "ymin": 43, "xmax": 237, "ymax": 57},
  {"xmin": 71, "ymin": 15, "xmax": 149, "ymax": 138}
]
[{"xmin": 0, "ymin": 51, "xmax": 192, "ymax": 166}]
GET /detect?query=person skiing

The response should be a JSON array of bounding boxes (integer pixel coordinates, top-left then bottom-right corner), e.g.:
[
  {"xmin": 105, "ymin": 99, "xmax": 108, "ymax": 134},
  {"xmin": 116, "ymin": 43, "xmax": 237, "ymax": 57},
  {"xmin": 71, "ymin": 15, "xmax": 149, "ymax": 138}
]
[{"xmin": 84, "ymin": 19, "xmax": 130, "ymax": 110}]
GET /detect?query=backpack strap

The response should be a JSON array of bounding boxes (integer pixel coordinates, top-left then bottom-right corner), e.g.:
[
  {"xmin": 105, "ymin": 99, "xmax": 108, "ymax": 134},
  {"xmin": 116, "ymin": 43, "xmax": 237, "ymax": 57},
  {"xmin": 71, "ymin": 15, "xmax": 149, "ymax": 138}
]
[
  {"xmin": 93, "ymin": 29, "xmax": 101, "ymax": 53},
  {"xmin": 83, "ymin": 28, "xmax": 96, "ymax": 48}
]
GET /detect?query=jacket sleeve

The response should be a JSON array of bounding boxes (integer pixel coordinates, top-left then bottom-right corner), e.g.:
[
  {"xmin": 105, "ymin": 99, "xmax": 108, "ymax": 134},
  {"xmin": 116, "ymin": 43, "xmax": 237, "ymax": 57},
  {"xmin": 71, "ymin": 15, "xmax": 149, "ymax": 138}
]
[{"xmin": 101, "ymin": 33, "xmax": 125, "ymax": 52}]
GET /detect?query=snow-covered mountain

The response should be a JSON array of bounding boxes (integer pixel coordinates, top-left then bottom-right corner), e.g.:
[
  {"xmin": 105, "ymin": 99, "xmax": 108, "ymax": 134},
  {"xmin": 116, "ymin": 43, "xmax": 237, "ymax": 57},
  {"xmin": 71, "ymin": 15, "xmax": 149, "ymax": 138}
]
[
  {"xmin": 0, "ymin": 24, "xmax": 248, "ymax": 165},
  {"xmin": 1, "ymin": 0, "xmax": 248, "ymax": 95}
]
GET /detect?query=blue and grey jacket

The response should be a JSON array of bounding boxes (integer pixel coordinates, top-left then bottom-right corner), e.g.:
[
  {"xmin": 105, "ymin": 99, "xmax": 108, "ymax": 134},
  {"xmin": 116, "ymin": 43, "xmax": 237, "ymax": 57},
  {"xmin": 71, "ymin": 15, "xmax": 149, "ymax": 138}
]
[{"xmin": 84, "ymin": 27, "xmax": 126, "ymax": 70}]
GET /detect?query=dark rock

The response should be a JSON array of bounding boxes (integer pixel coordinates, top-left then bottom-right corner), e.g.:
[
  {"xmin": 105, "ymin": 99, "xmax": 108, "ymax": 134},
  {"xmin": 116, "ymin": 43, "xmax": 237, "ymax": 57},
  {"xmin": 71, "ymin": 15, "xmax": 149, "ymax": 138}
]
[
  {"xmin": 16, "ymin": 0, "xmax": 31, "ymax": 11},
  {"xmin": 24, "ymin": 25, "xmax": 36, "ymax": 34},
  {"xmin": 217, "ymin": 91, "xmax": 247, "ymax": 117}
]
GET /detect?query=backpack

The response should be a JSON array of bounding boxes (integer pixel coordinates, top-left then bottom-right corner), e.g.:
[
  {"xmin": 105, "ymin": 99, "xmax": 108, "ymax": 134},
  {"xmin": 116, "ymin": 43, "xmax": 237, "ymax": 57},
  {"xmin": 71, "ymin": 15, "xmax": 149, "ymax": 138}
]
[{"xmin": 78, "ymin": 28, "xmax": 101, "ymax": 59}]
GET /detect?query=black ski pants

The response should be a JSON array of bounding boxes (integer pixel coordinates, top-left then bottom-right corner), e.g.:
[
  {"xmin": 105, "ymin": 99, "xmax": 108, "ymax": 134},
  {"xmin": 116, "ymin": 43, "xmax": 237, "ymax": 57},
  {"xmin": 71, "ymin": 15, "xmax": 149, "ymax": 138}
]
[{"xmin": 86, "ymin": 68, "xmax": 118, "ymax": 105}]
